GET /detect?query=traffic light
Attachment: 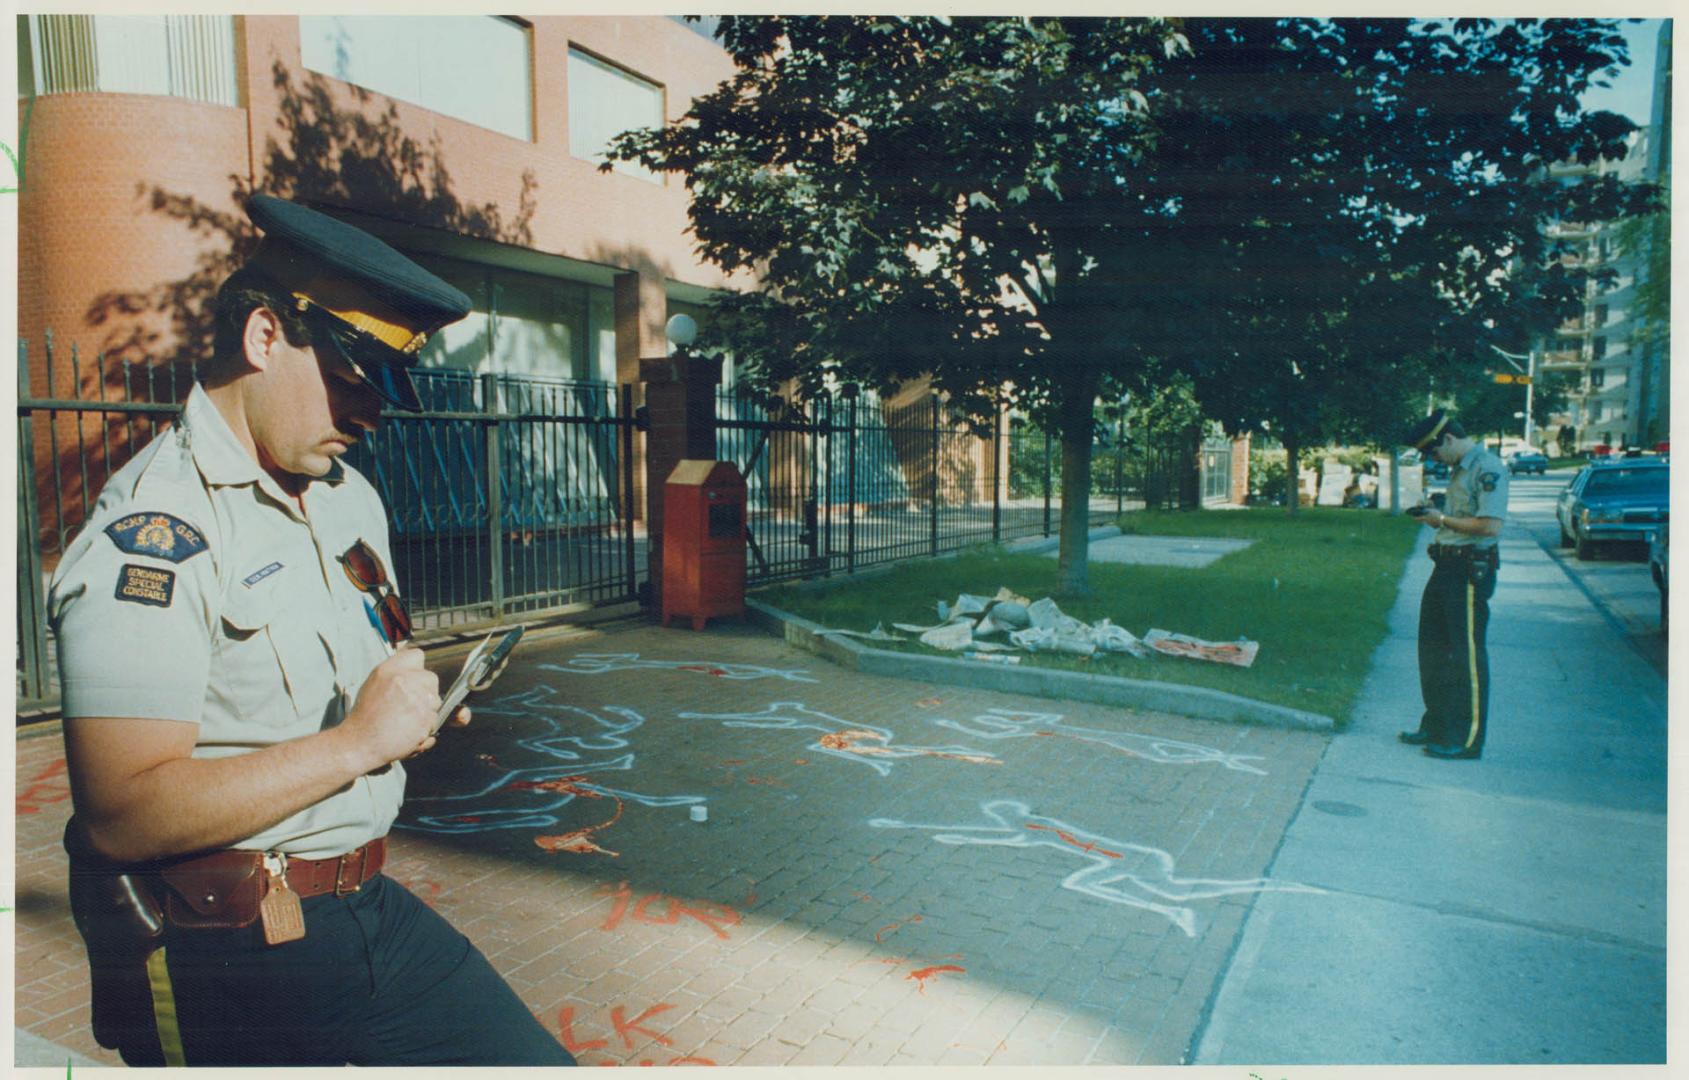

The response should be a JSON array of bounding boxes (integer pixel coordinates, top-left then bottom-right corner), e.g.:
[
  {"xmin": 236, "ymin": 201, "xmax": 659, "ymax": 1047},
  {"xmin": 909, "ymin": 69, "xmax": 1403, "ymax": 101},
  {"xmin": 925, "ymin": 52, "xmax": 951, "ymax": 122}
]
[{"xmin": 1492, "ymin": 373, "xmax": 1531, "ymax": 385}]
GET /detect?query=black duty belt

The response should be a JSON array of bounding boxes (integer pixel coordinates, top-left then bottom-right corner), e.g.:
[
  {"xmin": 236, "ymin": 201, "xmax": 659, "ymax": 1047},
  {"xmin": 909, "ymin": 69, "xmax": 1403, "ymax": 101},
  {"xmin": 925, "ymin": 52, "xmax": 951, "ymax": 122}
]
[{"xmin": 1429, "ymin": 544, "xmax": 1498, "ymax": 562}]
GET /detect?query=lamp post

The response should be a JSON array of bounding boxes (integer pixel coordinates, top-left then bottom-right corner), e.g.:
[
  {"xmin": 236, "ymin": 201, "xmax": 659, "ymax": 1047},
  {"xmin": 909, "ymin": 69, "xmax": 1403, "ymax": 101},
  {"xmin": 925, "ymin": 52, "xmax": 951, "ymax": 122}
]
[{"xmin": 1490, "ymin": 344, "xmax": 1536, "ymax": 448}]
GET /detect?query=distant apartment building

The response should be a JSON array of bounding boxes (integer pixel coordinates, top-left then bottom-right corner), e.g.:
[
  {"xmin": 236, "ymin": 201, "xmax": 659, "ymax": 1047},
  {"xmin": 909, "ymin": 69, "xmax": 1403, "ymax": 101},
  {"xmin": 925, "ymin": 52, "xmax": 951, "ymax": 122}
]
[
  {"xmin": 1539, "ymin": 22, "xmax": 1671, "ymax": 451},
  {"xmin": 17, "ymin": 13, "xmax": 740, "ymax": 399}
]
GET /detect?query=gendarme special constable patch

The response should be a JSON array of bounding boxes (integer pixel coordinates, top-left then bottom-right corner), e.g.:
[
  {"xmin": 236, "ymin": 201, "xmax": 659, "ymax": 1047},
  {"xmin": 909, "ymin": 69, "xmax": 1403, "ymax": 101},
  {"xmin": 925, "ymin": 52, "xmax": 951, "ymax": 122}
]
[
  {"xmin": 115, "ymin": 564, "xmax": 176, "ymax": 607},
  {"xmin": 1480, "ymin": 472, "xmax": 1500, "ymax": 492},
  {"xmin": 104, "ymin": 512, "xmax": 208, "ymax": 563}
]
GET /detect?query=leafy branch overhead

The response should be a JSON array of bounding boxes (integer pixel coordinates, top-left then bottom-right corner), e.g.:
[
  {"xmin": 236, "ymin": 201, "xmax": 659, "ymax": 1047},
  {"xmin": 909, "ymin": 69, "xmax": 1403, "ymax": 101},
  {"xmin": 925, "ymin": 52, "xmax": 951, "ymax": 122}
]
[{"xmin": 604, "ymin": 16, "xmax": 1655, "ymax": 586}]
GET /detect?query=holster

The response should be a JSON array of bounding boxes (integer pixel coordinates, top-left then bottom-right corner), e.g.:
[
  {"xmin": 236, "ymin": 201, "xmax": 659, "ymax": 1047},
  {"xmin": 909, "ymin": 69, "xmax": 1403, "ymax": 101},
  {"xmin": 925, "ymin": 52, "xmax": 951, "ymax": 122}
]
[{"xmin": 63, "ymin": 818, "xmax": 166, "ymax": 1056}]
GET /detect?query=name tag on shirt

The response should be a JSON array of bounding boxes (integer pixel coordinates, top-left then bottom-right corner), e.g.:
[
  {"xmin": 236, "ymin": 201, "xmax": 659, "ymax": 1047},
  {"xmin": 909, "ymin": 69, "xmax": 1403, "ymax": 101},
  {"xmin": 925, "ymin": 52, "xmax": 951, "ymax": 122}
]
[{"xmin": 243, "ymin": 561, "xmax": 284, "ymax": 588}]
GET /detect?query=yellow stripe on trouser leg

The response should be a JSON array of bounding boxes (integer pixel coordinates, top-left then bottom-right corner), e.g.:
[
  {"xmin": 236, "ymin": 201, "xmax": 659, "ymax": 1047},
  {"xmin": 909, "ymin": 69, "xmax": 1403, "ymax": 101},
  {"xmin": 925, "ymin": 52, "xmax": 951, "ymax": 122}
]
[
  {"xmin": 1465, "ymin": 583, "xmax": 1480, "ymax": 750},
  {"xmin": 146, "ymin": 947, "xmax": 186, "ymax": 1067}
]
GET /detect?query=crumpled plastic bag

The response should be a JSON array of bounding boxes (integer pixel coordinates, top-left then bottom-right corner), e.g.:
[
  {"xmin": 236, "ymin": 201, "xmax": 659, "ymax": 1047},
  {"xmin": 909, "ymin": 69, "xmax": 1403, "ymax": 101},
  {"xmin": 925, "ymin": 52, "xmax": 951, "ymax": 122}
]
[
  {"xmin": 1026, "ymin": 596, "xmax": 1087, "ymax": 636},
  {"xmin": 1008, "ymin": 626, "xmax": 1098, "ymax": 656},
  {"xmin": 1090, "ymin": 618, "xmax": 1151, "ymax": 658},
  {"xmin": 937, "ymin": 593, "xmax": 992, "ymax": 621},
  {"xmin": 919, "ymin": 621, "xmax": 976, "ymax": 651}
]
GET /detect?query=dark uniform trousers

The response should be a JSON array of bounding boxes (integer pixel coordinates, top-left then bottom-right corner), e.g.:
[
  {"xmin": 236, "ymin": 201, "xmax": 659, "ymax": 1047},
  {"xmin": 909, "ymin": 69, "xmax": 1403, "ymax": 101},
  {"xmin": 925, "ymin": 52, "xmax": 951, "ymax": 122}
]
[
  {"xmin": 131, "ymin": 874, "xmax": 575, "ymax": 1067},
  {"xmin": 1417, "ymin": 546, "xmax": 1498, "ymax": 753}
]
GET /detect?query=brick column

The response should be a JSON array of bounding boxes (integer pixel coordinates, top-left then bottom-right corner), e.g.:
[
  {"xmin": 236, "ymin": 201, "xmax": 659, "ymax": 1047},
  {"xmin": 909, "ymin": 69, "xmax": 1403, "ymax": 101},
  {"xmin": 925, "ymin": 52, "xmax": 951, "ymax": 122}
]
[
  {"xmin": 1230, "ymin": 433, "xmax": 1251, "ymax": 505},
  {"xmin": 641, "ymin": 353, "xmax": 723, "ymax": 610}
]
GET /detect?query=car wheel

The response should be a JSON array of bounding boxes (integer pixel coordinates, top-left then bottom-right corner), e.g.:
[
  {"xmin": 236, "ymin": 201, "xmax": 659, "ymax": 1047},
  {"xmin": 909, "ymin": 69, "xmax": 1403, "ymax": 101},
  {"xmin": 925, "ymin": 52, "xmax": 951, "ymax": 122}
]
[{"xmin": 1575, "ymin": 531, "xmax": 1595, "ymax": 560}]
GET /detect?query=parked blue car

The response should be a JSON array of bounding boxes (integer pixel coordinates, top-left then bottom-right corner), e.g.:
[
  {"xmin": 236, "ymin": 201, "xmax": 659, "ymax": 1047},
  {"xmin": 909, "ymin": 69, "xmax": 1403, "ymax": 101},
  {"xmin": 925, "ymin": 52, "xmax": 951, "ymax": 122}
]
[{"xmin": 1556, "ymin": 459, "xmax": 1670, "ymax": 561}]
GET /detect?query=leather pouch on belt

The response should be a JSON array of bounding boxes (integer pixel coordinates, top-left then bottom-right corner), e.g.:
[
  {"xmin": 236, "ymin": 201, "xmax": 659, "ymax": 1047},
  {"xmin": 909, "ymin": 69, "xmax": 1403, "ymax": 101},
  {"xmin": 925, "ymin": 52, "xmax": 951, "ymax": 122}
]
[{"xmin": 158, "ymin": 852, "xmax": 266, "ymax": 929}]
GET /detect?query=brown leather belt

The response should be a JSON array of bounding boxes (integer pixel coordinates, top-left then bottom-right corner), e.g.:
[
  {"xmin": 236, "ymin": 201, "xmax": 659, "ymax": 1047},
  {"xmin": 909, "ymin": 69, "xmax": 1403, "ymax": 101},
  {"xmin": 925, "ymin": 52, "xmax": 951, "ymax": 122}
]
[{"xmin": 281, "ymin": 837, "xmax": 386, "ymax": 898}]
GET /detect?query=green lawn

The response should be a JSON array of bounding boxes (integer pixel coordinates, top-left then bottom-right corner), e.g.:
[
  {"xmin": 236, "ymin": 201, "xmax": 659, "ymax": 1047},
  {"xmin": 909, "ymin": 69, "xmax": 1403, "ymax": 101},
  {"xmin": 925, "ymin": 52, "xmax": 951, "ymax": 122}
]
[{"xmin": 754, "ymin": 507, "xmax": 1423, "ymax": 726}]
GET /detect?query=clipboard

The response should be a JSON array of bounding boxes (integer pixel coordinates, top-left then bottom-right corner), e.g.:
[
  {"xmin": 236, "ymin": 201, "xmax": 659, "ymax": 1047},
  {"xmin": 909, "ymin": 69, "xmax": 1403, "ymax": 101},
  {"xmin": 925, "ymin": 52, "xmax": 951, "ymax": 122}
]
[{"xmin": 434, "ymin": 625, "xmax": 524, "ymax": 732}]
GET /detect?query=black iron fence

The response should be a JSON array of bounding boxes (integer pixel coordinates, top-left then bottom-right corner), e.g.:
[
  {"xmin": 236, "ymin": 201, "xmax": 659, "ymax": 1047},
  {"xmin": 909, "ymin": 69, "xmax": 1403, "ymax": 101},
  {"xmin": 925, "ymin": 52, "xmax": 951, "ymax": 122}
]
[
  {"xmin": 18, "ymin": 332, "xmax": 1200, "ymax": 710},
  {"xmin": 715, "ymin": 387, "xmax": 1174, "ymax": 586}
]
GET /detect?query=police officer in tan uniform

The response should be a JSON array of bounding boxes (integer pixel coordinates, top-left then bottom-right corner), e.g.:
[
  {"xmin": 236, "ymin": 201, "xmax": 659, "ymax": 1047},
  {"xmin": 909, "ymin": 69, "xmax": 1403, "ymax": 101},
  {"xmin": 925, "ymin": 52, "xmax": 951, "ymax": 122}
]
[
  {"xmin": 50, "ymin": 195, "xmax": 575, "ymax": 1066},
  {"xmin": 1398, "ymin": 408, "xmax": 1509, "ymax": 760}
]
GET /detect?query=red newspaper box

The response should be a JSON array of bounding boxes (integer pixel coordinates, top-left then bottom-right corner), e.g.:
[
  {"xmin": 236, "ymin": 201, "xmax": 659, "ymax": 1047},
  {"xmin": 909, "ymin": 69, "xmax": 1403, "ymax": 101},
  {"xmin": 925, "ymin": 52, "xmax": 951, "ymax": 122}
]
[{"xmin": 661, "ymin": 460, "xmax": 747, "ymax": 630}]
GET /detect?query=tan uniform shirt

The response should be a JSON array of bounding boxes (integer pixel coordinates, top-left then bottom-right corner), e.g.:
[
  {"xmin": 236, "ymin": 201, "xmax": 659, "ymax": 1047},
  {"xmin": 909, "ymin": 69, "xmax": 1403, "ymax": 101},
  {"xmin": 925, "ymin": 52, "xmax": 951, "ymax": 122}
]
[
  {"xmin": 1435, "ymin": 444, "xmax": 1510, "ymax": 550},
  {"xmin": 49, "ymin": 384, "xmax": 404, "ymax": 858}
]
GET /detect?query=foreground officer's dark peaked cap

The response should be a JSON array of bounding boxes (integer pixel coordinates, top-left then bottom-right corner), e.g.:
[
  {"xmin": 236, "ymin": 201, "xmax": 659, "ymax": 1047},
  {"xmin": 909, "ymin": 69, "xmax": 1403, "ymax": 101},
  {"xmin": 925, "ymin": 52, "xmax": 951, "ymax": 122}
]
[
  {"xmin": 244, "ymin": 194, "xmax": 471, "ymax": 411},
  {"xmin": 1405, "ymin": 408, "xmax": 1452, "ymax": 451}
]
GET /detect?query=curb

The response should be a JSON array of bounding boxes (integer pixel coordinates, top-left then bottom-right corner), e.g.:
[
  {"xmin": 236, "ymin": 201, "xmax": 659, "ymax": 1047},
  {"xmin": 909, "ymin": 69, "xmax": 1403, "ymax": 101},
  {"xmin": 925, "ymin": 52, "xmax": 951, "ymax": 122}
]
[{"xmin": 747, "ymin": 599, "xmax": 1335, "ymax": 733}]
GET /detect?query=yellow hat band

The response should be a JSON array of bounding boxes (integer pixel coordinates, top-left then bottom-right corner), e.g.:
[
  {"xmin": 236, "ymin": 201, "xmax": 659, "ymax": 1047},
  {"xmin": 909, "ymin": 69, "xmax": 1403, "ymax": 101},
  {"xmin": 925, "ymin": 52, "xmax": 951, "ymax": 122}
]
[
  {"xmin": 253, "ymin": 245, "xmax": 430, "ymax": 355},
  {"xmin": 1414, "ymin": 414, "xmax": 1449, "ymax": 450}
]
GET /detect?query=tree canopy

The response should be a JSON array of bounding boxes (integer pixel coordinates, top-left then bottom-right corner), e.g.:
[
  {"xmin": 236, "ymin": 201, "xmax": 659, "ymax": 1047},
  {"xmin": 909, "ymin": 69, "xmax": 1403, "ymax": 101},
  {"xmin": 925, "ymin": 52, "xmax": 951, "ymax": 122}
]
[{"xmin": 607, "ymin": 16, "xmax": 1655, "ymax": 585}]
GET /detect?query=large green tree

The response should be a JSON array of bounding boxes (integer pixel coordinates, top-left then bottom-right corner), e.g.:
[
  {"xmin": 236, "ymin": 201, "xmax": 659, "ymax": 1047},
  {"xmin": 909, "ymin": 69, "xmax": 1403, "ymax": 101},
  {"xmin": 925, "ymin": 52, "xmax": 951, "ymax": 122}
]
[
  {"xmin": 607, "ymin": 16, "xmax": 1186, "ymax": 596},
  {"xmin": 1118, "ymin": 19, "xmax": 1653, "ymax": 508}
]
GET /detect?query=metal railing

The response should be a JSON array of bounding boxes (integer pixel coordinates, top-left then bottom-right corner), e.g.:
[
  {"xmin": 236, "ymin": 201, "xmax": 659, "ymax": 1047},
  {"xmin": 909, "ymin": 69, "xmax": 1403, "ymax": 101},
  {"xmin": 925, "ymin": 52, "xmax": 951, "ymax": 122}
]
[
  {"xmin": 716, "ymin": 387, "xmax": 1148, "ymax": 586},
  {"xmin": 19, "ymin": 331, "xmax": 1198, "ymax": 711}
]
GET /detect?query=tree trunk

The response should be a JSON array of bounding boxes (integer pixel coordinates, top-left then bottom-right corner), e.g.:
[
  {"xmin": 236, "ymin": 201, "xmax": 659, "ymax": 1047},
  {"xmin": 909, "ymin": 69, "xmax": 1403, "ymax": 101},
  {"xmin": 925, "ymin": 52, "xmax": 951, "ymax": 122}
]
[
  {"xmin": 1055, "ymin": 370, "xmax": 1100, "ymax": 598},
  {"xmin": 1282, "ymin": 424, "xmax": 1300, "ymax": 518}
]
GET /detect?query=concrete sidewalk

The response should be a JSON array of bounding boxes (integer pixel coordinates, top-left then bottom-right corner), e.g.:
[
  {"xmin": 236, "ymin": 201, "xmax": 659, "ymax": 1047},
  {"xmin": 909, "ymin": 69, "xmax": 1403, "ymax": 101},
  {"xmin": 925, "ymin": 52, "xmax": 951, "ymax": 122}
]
[{"xmin": 1192, "ymin": 525, "xmax": 1668, "ymax": 1064}]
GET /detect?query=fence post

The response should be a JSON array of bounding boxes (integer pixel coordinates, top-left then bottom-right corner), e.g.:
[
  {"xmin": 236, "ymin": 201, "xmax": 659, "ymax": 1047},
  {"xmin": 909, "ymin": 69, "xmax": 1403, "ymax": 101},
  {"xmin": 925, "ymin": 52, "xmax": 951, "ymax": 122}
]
[
  {"xmin": 621, "ymin": 383, "xmax": 638, "ymax": 596},
  {"xmin": 930, "ymin": 394, "xmax": 940, "ymax": 558},
  {"xmin": 821, "ymin": 394, "xmax": 833, "ymax": 577},
  {"xmin": 846, "ymin": 385, "xmax": 858, "ymax": 575},
  {"xmin": 481, "ymin": 372, "xmax": 504, "ymax": 622},
  {"xmin": 1115, "ymin": 414, "xmax": 1125, "ymax": 516},
  {"xmin": 1042, "ymin": 427, "xmax": 1053, "ymax": 537},
  {"xmin": 17, "ymin": 338, "xmax": 52, "ymax": 704},
  {"xmin": 991, "ymin": 400, "xmax": 1002, "ymax": 543}
]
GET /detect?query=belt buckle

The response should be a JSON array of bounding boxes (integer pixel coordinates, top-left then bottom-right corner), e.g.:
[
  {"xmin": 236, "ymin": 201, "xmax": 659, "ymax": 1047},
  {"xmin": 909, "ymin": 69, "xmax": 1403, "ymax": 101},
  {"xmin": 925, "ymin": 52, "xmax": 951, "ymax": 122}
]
[{"xmin": 334, "ymin": 845, "xmax": 365, "ymax": 897}]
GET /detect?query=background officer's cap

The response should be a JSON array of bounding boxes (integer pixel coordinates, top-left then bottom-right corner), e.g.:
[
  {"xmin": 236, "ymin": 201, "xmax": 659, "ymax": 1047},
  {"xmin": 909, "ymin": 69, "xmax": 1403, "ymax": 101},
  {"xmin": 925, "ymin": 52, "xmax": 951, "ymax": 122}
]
[
  {"xmin": 1405, "ymin": 408, "xmax": 1452, "ymax": 451},
  {"xmin": 244, "ymin": 194, "xmax": 471, "ymax": 411}
]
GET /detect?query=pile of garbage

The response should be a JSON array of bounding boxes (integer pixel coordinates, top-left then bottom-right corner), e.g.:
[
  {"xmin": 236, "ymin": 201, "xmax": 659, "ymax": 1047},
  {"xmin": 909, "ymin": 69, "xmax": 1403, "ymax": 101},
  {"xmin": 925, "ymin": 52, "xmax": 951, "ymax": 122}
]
[{"xmin": 816, "ymin": 586, "xmax": 1259, "ymax": 668}]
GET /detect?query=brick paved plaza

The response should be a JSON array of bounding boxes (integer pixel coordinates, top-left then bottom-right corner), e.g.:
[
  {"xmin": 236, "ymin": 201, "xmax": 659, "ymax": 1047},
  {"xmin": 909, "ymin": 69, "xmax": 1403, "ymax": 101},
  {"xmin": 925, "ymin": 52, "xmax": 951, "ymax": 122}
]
[{"xmin": 15, "ymin": 617, "xmax": 1326, "ymax": 1067}]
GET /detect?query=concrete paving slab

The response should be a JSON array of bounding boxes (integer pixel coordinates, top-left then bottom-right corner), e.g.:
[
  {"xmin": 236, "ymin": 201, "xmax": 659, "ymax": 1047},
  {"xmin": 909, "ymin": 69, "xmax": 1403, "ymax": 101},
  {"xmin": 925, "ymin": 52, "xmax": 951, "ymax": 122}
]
[
  {"xmin": 1062, "ymin": 534, "xmax": 1255, "ymax": 567},
  {"xmin": 1193, "ymin": 888, "xmax": 1665, "ymax": 1064},
  {"xmin": 1274, "ymin": 776, "xmax": 1665, "ymax": 948}
]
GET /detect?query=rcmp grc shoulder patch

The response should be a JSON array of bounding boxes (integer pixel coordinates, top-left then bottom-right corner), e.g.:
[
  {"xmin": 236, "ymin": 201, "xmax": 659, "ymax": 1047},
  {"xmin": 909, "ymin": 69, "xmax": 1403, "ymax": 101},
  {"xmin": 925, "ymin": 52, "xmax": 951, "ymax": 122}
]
[
  {"xmin": 1480, "ymin": 472, "xmax": 1500, "ymax": 492},
  {"xmin": 116, "ymin": 564, "xmax": 175, "ymax": 607},
  {"xmin": 105, "ymin": 512, "xmax": 208, "ymax": 563}
]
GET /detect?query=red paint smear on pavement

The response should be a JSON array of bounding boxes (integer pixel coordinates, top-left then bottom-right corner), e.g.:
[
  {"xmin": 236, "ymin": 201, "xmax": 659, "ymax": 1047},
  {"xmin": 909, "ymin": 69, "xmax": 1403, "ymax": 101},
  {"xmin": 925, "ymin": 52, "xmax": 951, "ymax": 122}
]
[
  {"xmin": 678, "ymin": 665, "xmax": 729, "ymax": 676},
  {"xmin": 907, "ymin": 964, "xmax": 965, "ymax": 994},
  {"xmin": 817, "ymin": 729, "xmax": 998, "ymax": 767},
  {"xmin": 534, "ymin": 784, "xmax": 626, "ymax": 857},
  {"xmin": 874, "ymin": 913, "xmax": 923, "ymax": 943},
  {"xmin": 1025, "ymin": 823, "xmax": 1122, "ymax": 859}
]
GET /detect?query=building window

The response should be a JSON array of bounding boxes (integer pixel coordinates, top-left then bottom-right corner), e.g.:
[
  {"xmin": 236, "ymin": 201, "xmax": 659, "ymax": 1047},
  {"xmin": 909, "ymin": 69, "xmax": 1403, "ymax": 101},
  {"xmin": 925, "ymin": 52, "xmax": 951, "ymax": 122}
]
[
  {"xmin": 407, "ymin": 254, "xmax": 616, "ymax": 385},
  {"xmin": 1591, "ymin": 336, "xmax": 1607, "ymax": 361},
  {"xmin": 300, "ymin": 16, "xmax": 532, "ymax": 141},
  {"xmin": 19, "ymin": 14, "xmax": 239, "ymax": 106},
  {"xmin": 1594, "ymin": 303, "xmax": 1608, "ymax": 326},
  {"xmin": 1590, "ymin": 368, "xmax": 1606, "ymax": 389},
  {"xmin": 568, "ymin": 47, "xmax": 663, "ymax": 182}
]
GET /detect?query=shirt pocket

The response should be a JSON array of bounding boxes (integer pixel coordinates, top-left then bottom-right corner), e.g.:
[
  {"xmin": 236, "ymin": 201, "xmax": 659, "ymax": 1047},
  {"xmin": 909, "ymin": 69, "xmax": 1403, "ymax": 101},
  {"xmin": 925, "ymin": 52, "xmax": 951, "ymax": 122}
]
[{"xmin": 217, "ymin": 587, "xmax": 335, "ymax": 727}]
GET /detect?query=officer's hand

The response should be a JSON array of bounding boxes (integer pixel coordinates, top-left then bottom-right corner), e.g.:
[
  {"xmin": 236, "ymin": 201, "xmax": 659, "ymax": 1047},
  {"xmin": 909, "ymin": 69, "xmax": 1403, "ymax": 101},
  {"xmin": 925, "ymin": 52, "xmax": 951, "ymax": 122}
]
[
  {"xmin": 398, "ymin": 706, "xmax": 472, "ymax": 760},
  {"xmin": 343, "ymin": 644, "xmax": 441, "ymax": 768}
]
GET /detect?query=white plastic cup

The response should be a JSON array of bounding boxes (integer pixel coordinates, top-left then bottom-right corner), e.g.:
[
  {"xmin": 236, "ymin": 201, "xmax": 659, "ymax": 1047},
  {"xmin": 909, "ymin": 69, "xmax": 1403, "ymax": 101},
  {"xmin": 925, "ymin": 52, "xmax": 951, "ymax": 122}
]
[{"xmin": 690, "ymin": 805, "xmax": 708, "ymax": 823}]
